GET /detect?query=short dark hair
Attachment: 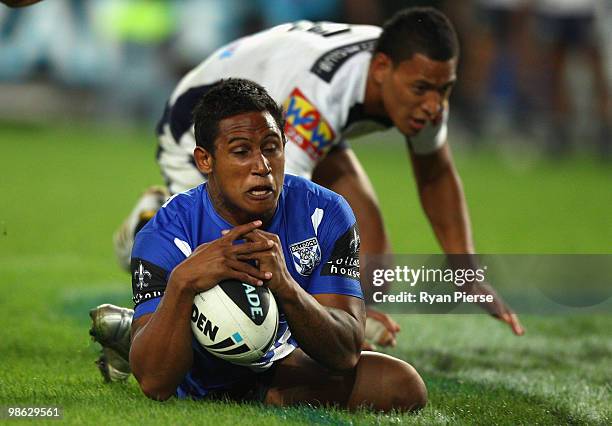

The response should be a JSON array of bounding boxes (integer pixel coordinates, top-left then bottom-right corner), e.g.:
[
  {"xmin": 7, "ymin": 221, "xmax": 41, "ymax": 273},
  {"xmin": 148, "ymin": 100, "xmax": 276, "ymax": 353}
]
[
  {"xmin": 375, "ymin": 7, "xmax": 459, "ymax": 65},
  {"xmin": 193, "ymin": 78, "xmax": 285, "ymax": 153}
]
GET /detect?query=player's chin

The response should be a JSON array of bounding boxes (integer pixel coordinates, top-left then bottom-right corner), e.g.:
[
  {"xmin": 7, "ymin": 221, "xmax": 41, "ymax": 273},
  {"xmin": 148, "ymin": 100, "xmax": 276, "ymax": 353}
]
[
  {"xmin": 241, "ymin": 193, "xmax": 278, "ymax": 216},
  {"xmin": 398, "ymin": 123, "xmax": 421, "ymax": 137}
]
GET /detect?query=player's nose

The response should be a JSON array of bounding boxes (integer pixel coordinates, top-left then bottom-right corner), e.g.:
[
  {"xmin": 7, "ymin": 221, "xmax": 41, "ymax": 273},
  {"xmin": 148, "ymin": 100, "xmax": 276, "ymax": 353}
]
[
  {"xmin": 252, "ymin": 151, "xmax": 271, "ymax": 176},
  {"xmin": 421, "ymin": 92, "xmax": 442, "ymax": 119}
]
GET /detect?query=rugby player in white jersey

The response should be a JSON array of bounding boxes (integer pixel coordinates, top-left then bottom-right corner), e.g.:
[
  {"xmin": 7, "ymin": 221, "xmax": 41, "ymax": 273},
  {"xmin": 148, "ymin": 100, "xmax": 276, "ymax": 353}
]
[{"xmin": 90, "ymin": 7, "xmax": 524, "ymax": 382}]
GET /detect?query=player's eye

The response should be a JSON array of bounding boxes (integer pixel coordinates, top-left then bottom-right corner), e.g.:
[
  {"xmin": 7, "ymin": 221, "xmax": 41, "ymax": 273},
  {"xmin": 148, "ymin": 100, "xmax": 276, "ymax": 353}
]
[
  {"xmin": 411, "ymin": 84, "xmax": 427, "ymax": 96},
  {"xmin": 262, "ymin": 143, "xmax": 279, "ymax": 154},
  {"xmin": 231, "ymin": 147, "xmax": 249, "ymax": 156}
]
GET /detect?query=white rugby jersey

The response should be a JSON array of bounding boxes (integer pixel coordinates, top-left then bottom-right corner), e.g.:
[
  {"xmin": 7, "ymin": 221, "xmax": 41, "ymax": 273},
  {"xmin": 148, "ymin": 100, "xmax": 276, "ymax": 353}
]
[{"xmin": 156, "ymin": 21, "xmax": 448, "ymax": 185}]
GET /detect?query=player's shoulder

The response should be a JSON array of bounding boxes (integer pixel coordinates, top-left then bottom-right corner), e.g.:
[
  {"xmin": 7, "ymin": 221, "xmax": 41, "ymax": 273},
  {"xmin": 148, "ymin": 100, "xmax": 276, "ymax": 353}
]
[
  {"xmin": 282, "ymin": 174, "xmax": 353, "ymax": 217},
  {"xmin": 161, "ymin": 185, "xmax": 201, "ymax": 212},
  {"xmin": 283, "ymin": 173, "xmax": 338, "ymax": 201},
  {"xmin": 143, "ymin": 185, "xmax": 203, "ymax": 231}
]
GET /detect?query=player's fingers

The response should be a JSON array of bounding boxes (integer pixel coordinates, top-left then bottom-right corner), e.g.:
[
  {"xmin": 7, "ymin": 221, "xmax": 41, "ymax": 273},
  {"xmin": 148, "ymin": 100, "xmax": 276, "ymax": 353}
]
[
  {"xmin": 242, "ymin": 229, "xmax": 269, "ymax": 243},
  {"xmin": 362, "ymin": 341, "xmax": 376, "ymax": 351},
  {"xmin": 226, "ymin": 269, "xmax": 265, "ymax": 287},
  {"xmin": 230, "ymin": 240, "xmax": 273, "ymax": 255},
  {"xmin": 507, "ymin": 313, "xmax": 525, "ymax": 336},
  {"xmin": 227, "ymin": 259, "xmax": 271, "ymax": 281},
  {"xmin": 221, "ymin": 221, "xmax": 262, "ymax": 242},
  {"xmin": 236, "ymin": 252, "xmax": 262, "ymax": 262},
  {"xmin": 377, "ymin": 329, "xmax": 396, "ymax": 347},
  {"xmin": 367, "ymin": 309, "xmax": 400, "ymax": 334},
  {"xmin": 250, "ymin": 228, "xmax": 280, "ymax": 241},
  {"xmin": 386, "ymin": 316, "xmax": 401, "ymax": 332},
  {"xmin": 244, "ymin": 230, "xmax": 282, "ymax": 249}
]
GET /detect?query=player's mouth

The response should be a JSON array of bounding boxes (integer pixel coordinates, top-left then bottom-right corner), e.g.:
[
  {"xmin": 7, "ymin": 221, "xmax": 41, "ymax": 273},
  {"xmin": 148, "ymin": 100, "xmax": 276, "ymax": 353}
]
[
  {"xmin": 408, "ymin": 117, "xmax": 426, "ymax": 132},
  {"xmin": 245, "ymin": 185, "xmax": 274, "ymax": 201}
]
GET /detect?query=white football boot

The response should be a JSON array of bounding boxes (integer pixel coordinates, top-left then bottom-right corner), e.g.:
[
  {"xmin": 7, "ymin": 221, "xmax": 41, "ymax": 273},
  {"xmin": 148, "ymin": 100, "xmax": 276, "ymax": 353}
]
[
  {"xmin": 113, "ymin": 186, "xmax": 170, "ymax": 272},
  {"xmin": 89, "ymin": 304, "xmax": 134, "ymax": 382}
]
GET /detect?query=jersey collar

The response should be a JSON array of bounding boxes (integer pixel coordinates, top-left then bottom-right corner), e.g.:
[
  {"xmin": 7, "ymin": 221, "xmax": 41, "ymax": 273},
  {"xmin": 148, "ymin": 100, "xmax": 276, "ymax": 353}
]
[{"xmin": 202, "ymin": 183, "xmax": 284, "ymax": 233}]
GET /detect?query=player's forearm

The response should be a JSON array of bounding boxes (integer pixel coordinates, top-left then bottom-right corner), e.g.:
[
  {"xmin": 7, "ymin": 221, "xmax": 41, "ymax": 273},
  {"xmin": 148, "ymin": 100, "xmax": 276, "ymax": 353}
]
[
  {"xmin": 275, "ymin": 286, "xmax": 364, "ymax": 371},
  {"xmin": 130, "ymin": 277, "xmax": 195, "ymax": 401},
  {"xmin": 419, "ymin": 165, "xmax": 475, "ymax": 254}
]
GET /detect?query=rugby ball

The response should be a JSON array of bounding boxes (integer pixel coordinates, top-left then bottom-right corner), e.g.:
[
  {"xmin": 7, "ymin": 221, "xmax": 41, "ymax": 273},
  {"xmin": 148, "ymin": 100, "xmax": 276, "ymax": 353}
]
[{"xmin": 191, "ymin": 280, "xmax": 279, "ymax": 365}]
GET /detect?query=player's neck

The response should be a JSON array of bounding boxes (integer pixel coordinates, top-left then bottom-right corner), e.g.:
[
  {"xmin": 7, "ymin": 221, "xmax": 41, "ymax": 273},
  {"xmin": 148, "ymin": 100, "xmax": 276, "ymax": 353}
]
[
  {"xmin": 206, "ymin": 180, "xmax": 275, "ymax": 228},
  {"xmin": 363, "ymin": 64, "xmax": 388, "ymax": 119}
]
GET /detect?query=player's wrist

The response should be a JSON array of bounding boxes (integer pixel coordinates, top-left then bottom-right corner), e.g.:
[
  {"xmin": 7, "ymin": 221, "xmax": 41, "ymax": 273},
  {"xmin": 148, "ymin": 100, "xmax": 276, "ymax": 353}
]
[
  {"xmin": 268, "ymin": 275, "xmax": 300, "ymax": 302},
  {"xmin": 167, "ymin": 269, "xmax": 198, "ymax": 298}
]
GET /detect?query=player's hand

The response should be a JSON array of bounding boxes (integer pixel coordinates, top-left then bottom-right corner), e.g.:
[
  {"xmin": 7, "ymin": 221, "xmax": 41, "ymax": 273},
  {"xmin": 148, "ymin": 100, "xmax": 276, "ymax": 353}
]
[
  {"xmin": 170, "ymin": 220, "xmax": 273, "ymax": 293},
  {"xmin": 470, "ymin": 282, "xmax": 525, "ymax": 336},
  {"xmin": 239, "ymin": 229, "xmax": 296, "ymax": 297},
  {"xmin": 365, "ymin": 308, "xmax": 401, "ymax": 349}
]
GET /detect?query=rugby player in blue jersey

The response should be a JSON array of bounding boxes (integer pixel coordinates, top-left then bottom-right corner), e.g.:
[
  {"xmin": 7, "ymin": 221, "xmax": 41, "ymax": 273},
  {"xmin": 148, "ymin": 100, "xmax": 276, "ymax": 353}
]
[{"xmin": 127, "ymin": 78, "xmax": 427, "ymax": 411}]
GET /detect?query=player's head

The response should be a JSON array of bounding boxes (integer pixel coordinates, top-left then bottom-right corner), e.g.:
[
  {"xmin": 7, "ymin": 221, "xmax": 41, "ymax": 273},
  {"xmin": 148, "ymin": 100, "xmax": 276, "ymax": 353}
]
[
  {"xmin": 370, "ymin": 7, "xmax": 458, "ymax": 137},
  {"xmin": 375, "ymin": 7, "xmax": 459, "ymax": 66},
  {"xmin": 193, "ymin": 78, "xmax": 286, "ymax": 225}
]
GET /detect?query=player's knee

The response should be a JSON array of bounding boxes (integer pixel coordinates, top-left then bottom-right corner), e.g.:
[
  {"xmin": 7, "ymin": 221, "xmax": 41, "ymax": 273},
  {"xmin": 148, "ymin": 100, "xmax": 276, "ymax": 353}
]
[
  {"xmin": 355, "ymin": 353, "xmax": 427, "ymax": 413},
  {"xmin": 389, "ymin": 360, "xmax": 427, "ymax": 412},
  {"xmin": 369, "ymin": 356, "xmax": 426, "ymax": 412}
]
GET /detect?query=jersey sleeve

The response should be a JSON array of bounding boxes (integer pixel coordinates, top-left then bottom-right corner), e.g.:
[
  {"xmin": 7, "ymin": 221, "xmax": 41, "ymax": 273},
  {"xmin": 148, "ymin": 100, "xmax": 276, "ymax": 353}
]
[
  {"xmin": 407, "ymin": 105, "xmax": 449, "ymax": 155},
  {"xmin": 306, "ymin": 196, "xmax": 363, "ymax": 298},
  {"xmin": 130, "ymin": 206, "xmax": 191, "ymax": 320}
]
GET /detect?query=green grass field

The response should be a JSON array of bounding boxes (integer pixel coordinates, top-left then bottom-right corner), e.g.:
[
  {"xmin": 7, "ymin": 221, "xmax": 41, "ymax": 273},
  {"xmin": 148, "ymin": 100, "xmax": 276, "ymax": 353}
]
[{"xmin": 1, "ymin": 121, "xmax": 611, "ymax": 424}]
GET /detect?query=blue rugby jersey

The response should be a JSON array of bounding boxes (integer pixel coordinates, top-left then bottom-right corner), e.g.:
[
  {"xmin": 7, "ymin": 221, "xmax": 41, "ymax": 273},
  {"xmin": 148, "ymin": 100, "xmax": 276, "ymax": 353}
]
[{"xmin": 130, "ymin": 174, "xmax": 362, "ymax": 398}]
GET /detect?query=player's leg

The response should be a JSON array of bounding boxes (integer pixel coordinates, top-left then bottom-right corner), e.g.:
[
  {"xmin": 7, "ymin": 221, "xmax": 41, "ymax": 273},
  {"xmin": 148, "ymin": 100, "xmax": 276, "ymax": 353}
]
[
  {"xmin": 264, "ymin": 348, "xmax": 427, "ymax": 412},
  {"xmin": 312, "ymin": 146, "xmax": 399, "ymax": 347}
]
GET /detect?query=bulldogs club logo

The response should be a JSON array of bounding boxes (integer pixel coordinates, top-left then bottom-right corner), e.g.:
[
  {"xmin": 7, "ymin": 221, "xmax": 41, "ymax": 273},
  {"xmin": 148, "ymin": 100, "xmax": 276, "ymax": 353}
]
[{"xmin": 290, "ymin": 237, "xmax": 321, "ymax": 276}]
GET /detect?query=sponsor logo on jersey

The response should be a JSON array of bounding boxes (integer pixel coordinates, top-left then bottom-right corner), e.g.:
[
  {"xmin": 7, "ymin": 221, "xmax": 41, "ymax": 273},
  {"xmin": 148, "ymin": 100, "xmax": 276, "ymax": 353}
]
[
  {"xmin": 310, "ymin": 38, "xmax": 377, "ymax": 83},
  {"xmin": 284, "ymin": 88, "xmax": 335, "ymax": 161},
  {"xmin": 321, "ymin": 224, "xmax": 360, "ymax": 281},
  {"xmin": 289, "ymin": 237, "xmax": 321, "ymax": 276}
]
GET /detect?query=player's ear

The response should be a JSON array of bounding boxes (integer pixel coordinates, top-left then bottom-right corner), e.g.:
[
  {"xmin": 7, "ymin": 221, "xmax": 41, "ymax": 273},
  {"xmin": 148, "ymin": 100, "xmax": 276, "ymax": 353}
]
[
  {"xmin": 194, "ymin": 146, "xmax": 213, "ymax": 174},
  {"xmin": 371, "ymin": 52, "xmax": 392, "ymax": 84}
]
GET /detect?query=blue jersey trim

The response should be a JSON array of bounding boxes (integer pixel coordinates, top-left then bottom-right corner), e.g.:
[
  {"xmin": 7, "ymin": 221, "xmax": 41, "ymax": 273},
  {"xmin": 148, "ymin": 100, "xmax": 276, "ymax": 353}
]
[{"xmin": 133, "ymin": 297, "xmax": 161, "ymax": 320}]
